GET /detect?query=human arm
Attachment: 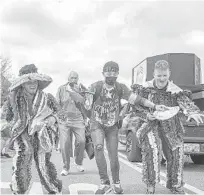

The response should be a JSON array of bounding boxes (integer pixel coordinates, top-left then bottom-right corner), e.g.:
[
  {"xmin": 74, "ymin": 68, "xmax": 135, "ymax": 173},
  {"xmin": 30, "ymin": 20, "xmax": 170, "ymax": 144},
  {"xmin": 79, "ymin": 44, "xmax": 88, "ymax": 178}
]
[
  {"xmin": 177, "ymin": 91, "xmax": 203, "ymax": 125},
  {"xmin": 121, "ymin": 84, "xmax": 167, "ymax": 111},
  {"xmin": 66, "ymin": 84, "xmax": 85, "ymax": 103},
  {"xmin": 46, "ymin": 93, "xmax": 60, "ymax": 126},
  {"xmin": 84, "ymin": 83, "xmax": 96, "ymax": 110},
  {"xmin": 56, "ymin": 86, "xmax": 62, "ymax": 107}
]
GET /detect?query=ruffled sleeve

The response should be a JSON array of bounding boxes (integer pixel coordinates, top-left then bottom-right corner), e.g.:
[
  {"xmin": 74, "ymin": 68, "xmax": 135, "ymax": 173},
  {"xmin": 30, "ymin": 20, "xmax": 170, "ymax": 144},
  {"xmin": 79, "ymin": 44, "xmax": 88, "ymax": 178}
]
[
  {"xmin": 176, "ymin": 90, "xmax": 200, "ymax": 116},
  {"xmin": 47, "ymin": 93, "xmax": 60, "ymax": 114},
  {"xmin": 130, "ymin": 84, "xmax": 155, "ymax": 120}
]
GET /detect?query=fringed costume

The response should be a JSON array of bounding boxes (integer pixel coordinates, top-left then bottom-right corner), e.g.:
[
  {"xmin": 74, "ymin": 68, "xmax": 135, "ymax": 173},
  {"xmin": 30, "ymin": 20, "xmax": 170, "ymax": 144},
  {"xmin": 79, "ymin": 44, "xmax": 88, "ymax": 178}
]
[
  {"xmin": 2, "ymin": 89, "xmax": 62, "ymax": 194},
  {"xmin": 131, "ymin": 80, "xmax": 201, "ymax": 192},
  {"xmin": 1, "ymin": 64, "xmax": 62, "ymax": 194}
]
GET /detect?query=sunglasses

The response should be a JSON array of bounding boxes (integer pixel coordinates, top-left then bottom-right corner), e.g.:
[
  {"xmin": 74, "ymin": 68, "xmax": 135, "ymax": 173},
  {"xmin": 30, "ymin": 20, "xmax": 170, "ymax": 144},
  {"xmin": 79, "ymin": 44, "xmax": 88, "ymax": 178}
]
[{"xmin": 103, "ymin": 71, "xmax": 119, "ymax": 77}]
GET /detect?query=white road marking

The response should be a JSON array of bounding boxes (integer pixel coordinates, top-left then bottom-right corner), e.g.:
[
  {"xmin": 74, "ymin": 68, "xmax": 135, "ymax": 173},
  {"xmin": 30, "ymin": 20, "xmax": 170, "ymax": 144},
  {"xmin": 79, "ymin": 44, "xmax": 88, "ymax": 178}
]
[
  {"xmin": 0, "ymin": 182, "xmax": 10, "ymax": 189},
  {"xmin": 69, "ymin": 183, "xmax": 98, "ymax": 194},
  {"xmin": 29, "ymin": 182, "xmax": 43, "ymax": 194},
  {"xmin": 116, "ymin": 150, "xmax": 204, "ymax": 195}
]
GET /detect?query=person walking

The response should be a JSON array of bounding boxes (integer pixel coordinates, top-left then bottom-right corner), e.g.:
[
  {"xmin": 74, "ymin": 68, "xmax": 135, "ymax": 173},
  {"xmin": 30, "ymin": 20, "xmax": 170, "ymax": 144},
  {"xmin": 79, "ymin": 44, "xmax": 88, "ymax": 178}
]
[
  {"xmin": 56, "ymin": 71, "xmax": 87, "ymax": 176},
  {"xmin": 1, "ymin": 64, "xmax": 62, "ymax": 194},
  {"xmin": 84, "ymin": 61, "xmax": 166, "ymax": 194}
]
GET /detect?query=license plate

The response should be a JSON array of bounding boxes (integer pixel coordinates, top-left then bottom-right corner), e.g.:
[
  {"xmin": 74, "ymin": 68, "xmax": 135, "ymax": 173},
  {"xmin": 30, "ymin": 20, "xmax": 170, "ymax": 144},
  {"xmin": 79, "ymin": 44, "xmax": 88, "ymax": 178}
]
[
  {"xmin": 200, "ymin": 144, "xmax": 204, "ymax": 152},
  {"xmin": 184, "ymin": 144, "xmax": 200, "ymax": 153}
]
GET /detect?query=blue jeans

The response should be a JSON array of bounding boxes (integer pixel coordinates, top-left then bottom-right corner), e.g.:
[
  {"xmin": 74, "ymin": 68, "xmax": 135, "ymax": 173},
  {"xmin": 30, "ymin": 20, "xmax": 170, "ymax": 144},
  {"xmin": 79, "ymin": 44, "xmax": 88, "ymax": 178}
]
[
  {"xmin": 91, "ymin": 122, "xmax": 120, "ymax": 183},
  {"xmin": 59, "ymin": 123, "xmax": 85, "ymax": 170}
]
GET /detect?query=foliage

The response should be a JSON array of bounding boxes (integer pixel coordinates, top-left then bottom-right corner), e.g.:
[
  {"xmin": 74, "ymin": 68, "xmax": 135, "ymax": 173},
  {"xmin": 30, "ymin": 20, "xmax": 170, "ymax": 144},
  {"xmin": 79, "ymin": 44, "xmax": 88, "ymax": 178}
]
[{"xmin": 0, "ymin": 56, "xmax": 12, "ymax": 106}]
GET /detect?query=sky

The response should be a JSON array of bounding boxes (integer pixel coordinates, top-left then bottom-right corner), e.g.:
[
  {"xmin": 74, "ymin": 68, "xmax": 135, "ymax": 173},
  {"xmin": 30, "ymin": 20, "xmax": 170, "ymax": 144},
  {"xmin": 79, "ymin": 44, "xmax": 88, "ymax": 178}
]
[{"xmin": 1, "ymin": 0, "xmax": 204, "ymax": 95}]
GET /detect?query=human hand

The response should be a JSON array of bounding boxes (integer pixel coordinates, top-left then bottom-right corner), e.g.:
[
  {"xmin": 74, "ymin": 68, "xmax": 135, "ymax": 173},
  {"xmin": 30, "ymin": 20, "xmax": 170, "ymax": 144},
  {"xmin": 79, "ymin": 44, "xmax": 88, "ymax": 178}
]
[
  {"xmin": 147, "ymin": 113, "xmax": 156, "ymax": 121},
  {"xmin": 84, "ymin": 93, "xmax": 93, "ymax": 110},
  {"xmin": 84, "ymin": 118, "xmax": 90, "ymax": 127},
  {"xmin": 45, "ymin": 116, "xmax": 56, "ymax": 127},
  {"xmin": 155, "ymin": 105, "xmax": 169, "ymax": 111},
  {"xmin": 187, "ymin": 113, "xmax": 204, "ymax": 126},
  {"xmin": 128, "ymin": 93, "xmax": 137, "ymax": 105}
]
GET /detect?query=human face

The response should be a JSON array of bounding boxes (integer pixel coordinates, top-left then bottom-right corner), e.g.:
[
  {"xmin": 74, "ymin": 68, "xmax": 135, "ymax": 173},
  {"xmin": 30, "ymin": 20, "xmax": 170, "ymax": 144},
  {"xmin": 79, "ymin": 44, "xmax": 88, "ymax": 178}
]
[
  {"xmin": 153, "ymin": 69, "xmax": 170, "ymax": 89},
  {"xmin": 22, "ymin": 80, "xmax": 38, "ymax": 95},
  {"xmin": 103, "ymin": 71, "xmax": 118, "ymax": 86},
  {"xmin": 68, "ymin": 72, "xmax": 78, "ymax": 86},
  {"xmin": 104, "ymin": 76, "xmax": 117, "ymax": 86}
]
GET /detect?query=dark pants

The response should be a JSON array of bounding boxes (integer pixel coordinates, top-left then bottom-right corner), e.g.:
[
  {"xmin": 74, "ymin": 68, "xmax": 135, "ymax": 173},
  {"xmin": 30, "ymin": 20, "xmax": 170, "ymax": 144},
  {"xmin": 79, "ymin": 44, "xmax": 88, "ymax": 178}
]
[{"xmin": 91, "ymin": 122, "xmax": 120, "ymax": 183}]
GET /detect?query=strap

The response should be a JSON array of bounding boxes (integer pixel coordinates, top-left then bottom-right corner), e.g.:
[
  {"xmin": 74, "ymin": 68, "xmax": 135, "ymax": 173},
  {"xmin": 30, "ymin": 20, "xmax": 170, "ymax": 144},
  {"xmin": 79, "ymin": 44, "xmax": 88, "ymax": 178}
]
[
  {"xmin": 74, "ymin": 101, "xmax": 88, "ymax": 120},
  {"xmin": 93, "ymin": 81, "xmax": 123, "ymax": 102}
]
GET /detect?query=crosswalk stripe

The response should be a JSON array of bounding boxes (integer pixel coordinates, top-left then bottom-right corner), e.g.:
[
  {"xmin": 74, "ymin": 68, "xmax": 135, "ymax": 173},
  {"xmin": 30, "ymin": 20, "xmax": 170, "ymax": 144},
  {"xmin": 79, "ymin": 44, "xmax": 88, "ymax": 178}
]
[
  {"xmin": 0, "ymin": 182, "xmax": 10, "ymax": 188},
  {"xmin": 29, "ymin": 182, "xmax": 43, "ymax": 194}
]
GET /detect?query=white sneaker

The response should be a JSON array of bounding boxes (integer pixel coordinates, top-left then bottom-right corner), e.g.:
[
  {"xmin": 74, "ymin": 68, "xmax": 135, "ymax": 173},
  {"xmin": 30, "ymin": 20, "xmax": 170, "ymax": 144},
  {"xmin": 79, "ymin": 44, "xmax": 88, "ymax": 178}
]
[
  {"xmin": 60, "ymin": 169, "xmax": 69, "ymax": 176},
  {"xmin": 75, "ymin": 164, "xmax": 85, "ymax": 172}
]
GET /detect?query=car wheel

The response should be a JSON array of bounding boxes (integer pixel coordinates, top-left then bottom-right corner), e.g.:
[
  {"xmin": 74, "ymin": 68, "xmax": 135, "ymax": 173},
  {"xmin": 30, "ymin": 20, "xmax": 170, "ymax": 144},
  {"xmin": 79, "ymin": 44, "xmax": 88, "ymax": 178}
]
[
  {"xmin": 126, "ymin": 131, "xmax": 142, "ymax": 162},
  {"xmin": 190, "ymin": 154, "xmax": 204, "ymax": 164}
]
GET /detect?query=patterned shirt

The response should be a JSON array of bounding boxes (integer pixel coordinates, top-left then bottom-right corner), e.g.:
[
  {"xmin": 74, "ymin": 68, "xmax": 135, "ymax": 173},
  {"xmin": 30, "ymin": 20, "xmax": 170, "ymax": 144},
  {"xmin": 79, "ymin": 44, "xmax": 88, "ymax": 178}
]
[{"xmin": 89, "ymin": 81, "xmax": 131, "ymax": 127}]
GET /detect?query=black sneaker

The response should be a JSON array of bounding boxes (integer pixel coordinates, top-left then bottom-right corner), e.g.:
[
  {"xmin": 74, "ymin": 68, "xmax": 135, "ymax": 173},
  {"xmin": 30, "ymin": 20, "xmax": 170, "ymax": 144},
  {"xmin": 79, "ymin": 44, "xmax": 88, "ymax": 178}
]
[
  {"xmin": 170, "ymin": 187, "xmax": 185, "ymax": 194},
  {"xmin": 166, "ymin": 181, "xmax": 172, "ymax": 189},
  {"xmin": 112, "ymin": 182, "xmax": 124, "ymax": 194},
  {"xmin": 146, "ymin": 185, "xmax": 155, "ymax": 194},
  {"xmin": 48, "ymin": 191, "xmax": 56, "ymax": 194},
  {"xmin": 3, "ymin": 153, "xmax": 12, "ymax": 158},
  {"xmin": 95, "ymin": 180, "xmax": 112, "ymax": 194}
]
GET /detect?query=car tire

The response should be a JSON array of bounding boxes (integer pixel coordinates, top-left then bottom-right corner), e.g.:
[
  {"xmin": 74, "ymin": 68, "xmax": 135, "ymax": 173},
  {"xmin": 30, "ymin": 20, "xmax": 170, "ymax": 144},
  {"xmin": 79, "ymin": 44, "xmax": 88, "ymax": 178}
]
[
  {"xmin": 190, "ymin": 154, "xmax": 204, "ymax": 164},
  {"xmin": 126, "ymin": 131, "xmax": 142, "ymax": 162}
]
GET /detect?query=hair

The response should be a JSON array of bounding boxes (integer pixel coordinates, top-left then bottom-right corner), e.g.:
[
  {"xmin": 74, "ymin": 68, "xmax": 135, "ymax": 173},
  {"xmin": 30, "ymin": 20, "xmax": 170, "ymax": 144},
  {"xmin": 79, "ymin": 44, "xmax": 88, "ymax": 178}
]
[
  {"xmin": 19, "ymin": 64, "xmax": 38, "ymax": 76},
  {"xmin": 154, "ymin": 60, "xmax": 170, "ymax": 71},
  {"xmin": 103, "ymin": 61, "xmax": 119, "ymax": 72}
]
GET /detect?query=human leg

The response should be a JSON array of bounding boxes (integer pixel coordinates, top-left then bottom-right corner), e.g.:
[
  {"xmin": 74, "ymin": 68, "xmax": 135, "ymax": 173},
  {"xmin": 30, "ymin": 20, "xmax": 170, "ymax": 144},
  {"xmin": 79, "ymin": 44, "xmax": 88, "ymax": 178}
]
[
  {"xmin": 10, "ymin": 133, "xmax": 33, "ymax": 194},
  {"xmin": 91, "ymin": 124, "xmax": 111, "ymax": 194},
  {"xmin": 33, "ymin": 133, "xmax": 62, "ymax": 194},
  {"xmin": 59, "ymin": 123, "xmax": 72, "ymax": 173},
  {"xmin": 161, "ymin": 137, "xmax": 185, "ymax": 194},
  {"xmin": 72, "ymin": 126, "xmax": 85, "ymax": 168},
  {"xmin": 141, "ymin": 130, "xmax": 161, "ymax": 194},
  {"xmin": 105, "ymin": 125, "xmax": 123, "ymax": 194}
]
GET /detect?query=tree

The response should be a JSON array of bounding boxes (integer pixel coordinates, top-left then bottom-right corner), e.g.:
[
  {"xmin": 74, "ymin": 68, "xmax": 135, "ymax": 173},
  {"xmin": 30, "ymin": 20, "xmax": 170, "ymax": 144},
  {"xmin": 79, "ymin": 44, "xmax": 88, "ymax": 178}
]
[
  {"xmin": 1, "ymin": 57, "xmax": 12, "ymax": 77},
  {"xmin": 0, "ymin": 56, "xmax": 12, "ymax": 106}
]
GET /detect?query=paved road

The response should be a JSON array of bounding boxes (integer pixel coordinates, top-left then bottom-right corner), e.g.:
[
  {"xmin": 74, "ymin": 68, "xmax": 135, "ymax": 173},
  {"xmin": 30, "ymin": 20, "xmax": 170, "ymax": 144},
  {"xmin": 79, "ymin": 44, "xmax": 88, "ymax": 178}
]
[
  {"xmin": 1, "ymin": 144, "xmax": 204, "ymax": 194},
  {"xmin": 118, "ymin": 144, "xmax": 204, "ymax": 194}
]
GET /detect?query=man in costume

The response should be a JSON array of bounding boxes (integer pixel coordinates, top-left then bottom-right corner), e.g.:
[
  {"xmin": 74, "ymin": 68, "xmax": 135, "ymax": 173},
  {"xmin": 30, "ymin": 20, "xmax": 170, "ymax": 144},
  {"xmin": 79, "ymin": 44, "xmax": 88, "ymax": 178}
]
[
  {"xmin": 84, "ymin": 61, "xmax": 167, "ymax": 194},
  {"xmin": 56, "ymin": 71, "xmax": 87, "ymax": 176},
  {"xmin": 1, "ymin": 64, "xmax": 62, "ymax": 194},
  {"xmin": 131, "ymin": 60, "xmax": 203, "ymax": 194}
]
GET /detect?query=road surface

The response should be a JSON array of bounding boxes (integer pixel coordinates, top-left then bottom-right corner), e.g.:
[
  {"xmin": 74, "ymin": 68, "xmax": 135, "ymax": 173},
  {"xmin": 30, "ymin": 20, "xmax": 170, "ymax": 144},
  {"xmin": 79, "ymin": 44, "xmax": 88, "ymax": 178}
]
[{"xmin": 1, "ymin": 143, "xmax": 204, "ymax": 194}]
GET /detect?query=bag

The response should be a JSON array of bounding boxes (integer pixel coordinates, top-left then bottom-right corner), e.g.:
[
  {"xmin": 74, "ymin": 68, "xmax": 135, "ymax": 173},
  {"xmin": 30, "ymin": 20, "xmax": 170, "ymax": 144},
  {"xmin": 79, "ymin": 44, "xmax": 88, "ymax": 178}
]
[{"xmin": 85, "ymin": 125, "xmax": 94, "ymax": 160}]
